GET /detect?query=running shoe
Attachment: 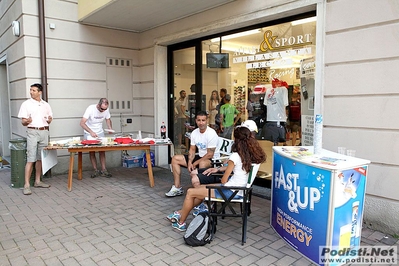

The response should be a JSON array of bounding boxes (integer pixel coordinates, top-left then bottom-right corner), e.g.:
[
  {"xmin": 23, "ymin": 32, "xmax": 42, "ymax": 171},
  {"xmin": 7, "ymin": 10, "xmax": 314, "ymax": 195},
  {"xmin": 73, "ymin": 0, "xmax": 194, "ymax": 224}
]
[
  {"xmin": 165, "ymin": 185, "xmax": 184, "ymax": 197},
  {"xmin": 172, "ymin": 222, "xmax": 187, "ymax": 231},
  {"xmin": 166, "ymin": 211, "xmax": 181, "ymax": 223}
]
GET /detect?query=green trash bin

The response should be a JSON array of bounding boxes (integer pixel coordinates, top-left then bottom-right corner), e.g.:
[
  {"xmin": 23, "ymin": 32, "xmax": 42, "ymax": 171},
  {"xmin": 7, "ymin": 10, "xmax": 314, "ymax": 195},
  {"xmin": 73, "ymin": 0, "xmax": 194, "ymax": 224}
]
[{"xmin": 9, "ymin": 138, "xmax": 36, "ymax": 188}]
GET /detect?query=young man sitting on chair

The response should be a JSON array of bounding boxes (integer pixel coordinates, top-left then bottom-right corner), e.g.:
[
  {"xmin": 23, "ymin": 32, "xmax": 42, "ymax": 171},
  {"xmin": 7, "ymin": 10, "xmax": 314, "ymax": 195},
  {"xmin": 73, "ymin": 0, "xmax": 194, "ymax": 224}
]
[
  {"xmin": 194, "ymin": 120, "xmax": 258, "ymax": 188},
  {"xmin": 166, "ymin": 126, "xmax": 266, "ymax": 231},
  {"xmin": 189, "ymin": 119, "xmax": 260, "ymax": 215},
  {"xmin": 165, "ymin": 110, "xmax": 219, "ymax": 197}
]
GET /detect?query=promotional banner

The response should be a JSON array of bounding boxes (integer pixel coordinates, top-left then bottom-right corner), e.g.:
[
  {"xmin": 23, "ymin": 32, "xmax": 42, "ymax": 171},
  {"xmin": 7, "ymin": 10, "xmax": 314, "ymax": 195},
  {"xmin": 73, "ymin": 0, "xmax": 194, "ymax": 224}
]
[
  {"xmin": 329, "ymin": 166, "xmax": 368, "ymax": 266},
  {"xmin": 271, "ymin": 147, "xmax": 369, "ymax": 266},
  {"xmin": 271, "ymin": 151, "xmax": 332, "ymax": 264}
]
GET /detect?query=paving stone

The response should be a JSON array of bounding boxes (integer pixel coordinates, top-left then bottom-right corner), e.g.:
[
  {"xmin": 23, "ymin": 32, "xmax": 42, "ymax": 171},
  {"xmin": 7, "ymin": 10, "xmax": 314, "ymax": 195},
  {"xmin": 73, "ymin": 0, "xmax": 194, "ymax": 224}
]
[
  {"xmin": 0, "ymin": 166, "xmax": 392, "ymax": 266},
  {"xmin": 254, "ymin": 255, "xmax": 278, "ymax": 265}
]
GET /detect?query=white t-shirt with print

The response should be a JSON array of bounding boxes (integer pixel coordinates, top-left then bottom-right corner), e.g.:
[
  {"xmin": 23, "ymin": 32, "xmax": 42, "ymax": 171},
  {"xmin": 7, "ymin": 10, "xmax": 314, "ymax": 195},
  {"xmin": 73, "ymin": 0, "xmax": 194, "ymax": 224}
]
[
  {"xmin": 224, "ymin": 152, "xmax": 248, "ymax": 196},
  {"xmin": 190, "ymin": 126, "xmax": 219, "ymax": 158},
  {"xmin": 265, "ymin": 86, "xmax": 288, "ymax": 122},
  {"xmin": 82, "ymin": 104, "xmax": 111, "ymax": 135}
]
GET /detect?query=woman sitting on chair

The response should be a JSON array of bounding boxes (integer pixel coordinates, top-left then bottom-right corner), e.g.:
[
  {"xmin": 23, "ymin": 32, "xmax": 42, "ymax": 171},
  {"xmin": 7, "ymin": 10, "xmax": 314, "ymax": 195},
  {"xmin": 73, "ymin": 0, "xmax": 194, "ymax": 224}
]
[{"xmin": 166, "ymin": 125, "xmax": 266, "ymax": 231}]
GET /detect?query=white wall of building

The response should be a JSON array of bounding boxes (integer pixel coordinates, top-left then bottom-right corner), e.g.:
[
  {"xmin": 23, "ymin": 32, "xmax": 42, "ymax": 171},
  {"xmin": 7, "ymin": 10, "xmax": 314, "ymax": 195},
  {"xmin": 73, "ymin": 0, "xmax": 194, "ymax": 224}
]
[
  {"xmin": 1, "ymin": 0, "xmax": 146, "ymax": 173},
  {"xmin": 1, "ymin": 0, "xmax": 398, "ymax": 235},
  {"xmin": 322, "ymin": 0, "xmax": 399, "ymax": 235}
]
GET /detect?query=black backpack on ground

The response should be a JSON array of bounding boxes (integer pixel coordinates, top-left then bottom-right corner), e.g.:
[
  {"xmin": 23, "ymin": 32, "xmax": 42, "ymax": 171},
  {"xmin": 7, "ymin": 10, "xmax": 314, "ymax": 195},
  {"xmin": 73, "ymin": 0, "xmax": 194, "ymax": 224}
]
[{"xmin": 183, "ymin": 212, "xmax": 215, "ymax": 246}]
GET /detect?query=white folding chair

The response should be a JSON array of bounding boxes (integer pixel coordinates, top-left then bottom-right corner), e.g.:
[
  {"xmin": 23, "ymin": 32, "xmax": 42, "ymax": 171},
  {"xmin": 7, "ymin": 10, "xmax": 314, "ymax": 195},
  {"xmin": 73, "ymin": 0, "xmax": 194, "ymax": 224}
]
[{"xmin": 211, "ymin": 137, "xmax": 234, "ymax": 167}]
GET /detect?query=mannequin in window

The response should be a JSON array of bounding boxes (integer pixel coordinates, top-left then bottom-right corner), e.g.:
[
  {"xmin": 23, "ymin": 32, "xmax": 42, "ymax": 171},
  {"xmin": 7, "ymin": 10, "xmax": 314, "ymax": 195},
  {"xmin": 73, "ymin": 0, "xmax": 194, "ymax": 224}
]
[{"xmin": 263, "ymin": 78, "xmax": 288, "ymax": 145}]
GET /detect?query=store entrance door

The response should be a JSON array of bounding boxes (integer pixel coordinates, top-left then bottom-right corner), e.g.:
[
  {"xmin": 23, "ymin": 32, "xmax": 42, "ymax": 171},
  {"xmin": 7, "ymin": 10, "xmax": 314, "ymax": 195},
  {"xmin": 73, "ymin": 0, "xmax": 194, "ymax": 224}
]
[{"xmin": 171, "ymin": 47, "xmax": 199, "ymax": 155}]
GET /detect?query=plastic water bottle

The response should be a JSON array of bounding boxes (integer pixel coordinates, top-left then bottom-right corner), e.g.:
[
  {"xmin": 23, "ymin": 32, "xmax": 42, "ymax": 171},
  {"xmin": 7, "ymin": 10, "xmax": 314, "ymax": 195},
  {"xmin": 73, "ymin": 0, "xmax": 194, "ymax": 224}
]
[
  {"xmin": 314, "ymin": 114, "xmax": 323, "ymax": 154},
  {"xmin": 160, "ymin": 122, "xmax": 166, "ymax": 139}
]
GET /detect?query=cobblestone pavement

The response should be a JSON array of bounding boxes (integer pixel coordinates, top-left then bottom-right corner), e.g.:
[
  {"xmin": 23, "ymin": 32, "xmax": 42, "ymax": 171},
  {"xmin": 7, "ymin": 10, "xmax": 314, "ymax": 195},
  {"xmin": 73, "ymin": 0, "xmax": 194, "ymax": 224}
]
[{"xmin": 0, "ymin": 166, "xmax": 397, "ymax": 266}]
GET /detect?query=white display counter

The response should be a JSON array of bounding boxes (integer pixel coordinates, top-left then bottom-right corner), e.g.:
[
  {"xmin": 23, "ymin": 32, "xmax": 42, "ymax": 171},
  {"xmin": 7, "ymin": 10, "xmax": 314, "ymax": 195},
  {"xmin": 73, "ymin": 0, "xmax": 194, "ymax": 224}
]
[{"xmin": 270, "ymin": 146, "xmax": 370, "ymax": 266}]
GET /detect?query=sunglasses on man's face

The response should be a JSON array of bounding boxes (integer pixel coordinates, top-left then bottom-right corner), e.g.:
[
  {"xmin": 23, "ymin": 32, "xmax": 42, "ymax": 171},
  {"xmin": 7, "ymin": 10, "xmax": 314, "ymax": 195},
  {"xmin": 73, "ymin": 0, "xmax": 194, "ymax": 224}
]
[{"xmin": 98, "ymin": 104, "xmax": 108, "ymax": 112}]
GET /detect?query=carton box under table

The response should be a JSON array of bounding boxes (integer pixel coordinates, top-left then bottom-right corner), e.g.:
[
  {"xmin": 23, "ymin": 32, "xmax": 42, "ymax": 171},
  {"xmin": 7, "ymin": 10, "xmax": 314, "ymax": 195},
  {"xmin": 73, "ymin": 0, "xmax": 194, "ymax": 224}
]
[{"xmin": 122, "ymin": 156, "xmax": 142, "ymax": 168}]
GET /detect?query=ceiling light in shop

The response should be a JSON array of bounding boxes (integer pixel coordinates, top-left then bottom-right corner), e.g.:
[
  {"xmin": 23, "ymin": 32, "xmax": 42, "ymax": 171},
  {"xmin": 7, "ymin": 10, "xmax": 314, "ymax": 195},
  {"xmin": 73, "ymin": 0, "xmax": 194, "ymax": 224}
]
[
  {"xmin": 269, "ymin": 57, "xmax": 302, "ymax": 69},
  {"xmin": 291, "ymin": 17, "xmax": 316, "ymax": 26},
  {"xmin": 221, "ymin": 46, "xmax": 257, "ymax": 54},
  {"xmin": 211, "ymin": 29, "xmax": 261, "ymax": 42},
  {"xmin": 270, "ymin": 65, "xmax": 299, "ymax": 70}
]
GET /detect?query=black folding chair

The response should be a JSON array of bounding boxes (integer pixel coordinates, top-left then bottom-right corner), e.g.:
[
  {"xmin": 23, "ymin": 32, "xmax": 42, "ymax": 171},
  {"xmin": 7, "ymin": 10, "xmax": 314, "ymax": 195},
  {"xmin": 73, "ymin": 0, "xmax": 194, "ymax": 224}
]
[{"xmin": 205, "ymin": 164, "xmax": 260, "ymax": 245}]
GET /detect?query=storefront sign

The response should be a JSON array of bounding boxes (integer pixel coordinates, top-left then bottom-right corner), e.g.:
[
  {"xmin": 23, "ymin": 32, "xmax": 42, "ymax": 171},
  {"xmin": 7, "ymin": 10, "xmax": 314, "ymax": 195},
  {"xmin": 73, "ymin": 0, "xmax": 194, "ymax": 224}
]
[
  {"xmin": 269, "ymin": 68, "xmax": 296, "ymax": 80},
  {"xmin": 245, "ymin": 59, "xmax": 292, "ymax": 69},
  {"xmin": 260, "ymin": 30, "xmax": 312, "ymax": 52},
  {"xmin": 233, "ymin": 47, "xmax": 312, "ymax": 64}
]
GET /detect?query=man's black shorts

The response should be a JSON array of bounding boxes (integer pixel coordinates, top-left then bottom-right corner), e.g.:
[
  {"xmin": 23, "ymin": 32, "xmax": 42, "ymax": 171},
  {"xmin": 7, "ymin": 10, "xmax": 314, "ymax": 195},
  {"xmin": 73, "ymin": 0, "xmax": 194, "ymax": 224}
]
[
  {"xmin": 184, "ymin": 154, "xmax": 202, "ymax": 165},
  {"xmin": 184, "ymin": 156, "xmax": 221, "ymax": 184}
]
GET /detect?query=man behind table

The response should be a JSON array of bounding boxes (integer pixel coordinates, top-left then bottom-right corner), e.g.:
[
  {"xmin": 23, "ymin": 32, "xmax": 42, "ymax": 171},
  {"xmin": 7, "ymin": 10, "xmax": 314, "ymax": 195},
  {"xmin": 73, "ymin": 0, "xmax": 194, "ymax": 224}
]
[
  {"xmin": 80, "ymin": 98, "xmax": 113, "ymax": 178},
  {"xmin": 18, "ymin": 83, "xmax": 53, "ymax": 195}
]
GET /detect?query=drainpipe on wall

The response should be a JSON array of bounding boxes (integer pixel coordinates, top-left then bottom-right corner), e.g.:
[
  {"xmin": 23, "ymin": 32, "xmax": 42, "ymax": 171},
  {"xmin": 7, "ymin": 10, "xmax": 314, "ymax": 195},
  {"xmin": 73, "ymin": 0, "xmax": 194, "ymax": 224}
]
[
  {"xmin": 38, "ymin": 0, "xmax": 48, "ymax": 101},
  {"xmin": 38, "ymin": 0, "xmax": 51, "ymax": 177}
]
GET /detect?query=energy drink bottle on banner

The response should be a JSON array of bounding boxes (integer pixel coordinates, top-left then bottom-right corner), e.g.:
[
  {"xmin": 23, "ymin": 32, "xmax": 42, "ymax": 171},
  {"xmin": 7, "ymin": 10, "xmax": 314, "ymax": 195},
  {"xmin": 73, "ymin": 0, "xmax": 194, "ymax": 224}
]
[
  {"xmin": 350, "ymin": 201, "xmax": 360, "ymax": 248},
  {"xmin": 339, "ymin": 224, "xmax": 351, "ymax": 249}
]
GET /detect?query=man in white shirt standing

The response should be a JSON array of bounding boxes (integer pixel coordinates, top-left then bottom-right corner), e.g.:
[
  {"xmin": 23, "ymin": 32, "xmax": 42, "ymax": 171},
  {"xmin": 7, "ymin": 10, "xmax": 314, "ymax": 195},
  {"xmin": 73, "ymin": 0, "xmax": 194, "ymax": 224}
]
[
  {"xmin": 18, "ymin": 83, "xmax": 53, "ymax": 195},
  {"xmin": 80, "ymin": 98, "xmax": 113, "ymax": 178}
]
